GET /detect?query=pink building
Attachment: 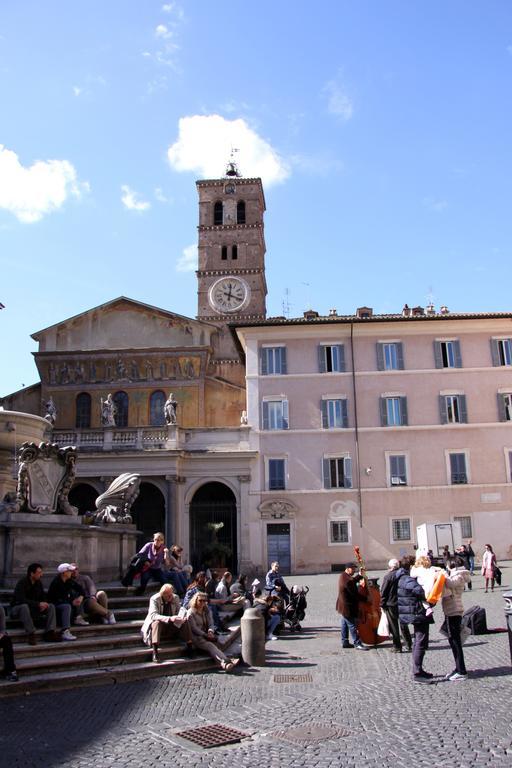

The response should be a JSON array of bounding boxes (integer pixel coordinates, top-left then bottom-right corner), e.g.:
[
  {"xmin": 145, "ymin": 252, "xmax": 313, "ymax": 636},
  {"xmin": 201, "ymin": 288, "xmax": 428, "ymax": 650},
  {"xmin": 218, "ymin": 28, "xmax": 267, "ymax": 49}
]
[{"xmin": 234, "ymin": 307, "xmax": 512, "ymax": 572}]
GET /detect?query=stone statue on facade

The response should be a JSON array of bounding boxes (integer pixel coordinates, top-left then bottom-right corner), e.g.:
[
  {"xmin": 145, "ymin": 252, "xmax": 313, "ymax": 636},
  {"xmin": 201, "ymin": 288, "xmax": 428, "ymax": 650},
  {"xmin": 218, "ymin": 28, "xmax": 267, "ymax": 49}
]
[
  {"xmin": 101, "ymin": 393, "xmax": 116, "ymax": 427},
  {"xmin": 93, "ymin": 473, "xmax": 141, "ymax": 524},
  {"xmin": 240, "ymin": 410, "xmax": 248, "ymax": 425},
  {"xmin": 164, "ymin": 392, "xmax": 177, "ymax": 425},
  {"xmin": 44, "ymin": 397, "xmax": 57, "ymax": 425}
]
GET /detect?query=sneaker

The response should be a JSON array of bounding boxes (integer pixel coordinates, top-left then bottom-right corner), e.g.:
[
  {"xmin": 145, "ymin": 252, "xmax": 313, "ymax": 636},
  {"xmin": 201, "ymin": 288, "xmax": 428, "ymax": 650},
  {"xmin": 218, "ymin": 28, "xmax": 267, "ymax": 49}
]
[
  {"xmin": 444, "ymin": 670, "xmax": 457, "ymax": 680},
  {"xmin": 354, "ymin": 643, "xmax": 368, "ymax": 650},
  {"xmin": 5, "ymin": 671, "xmax": 18, "ymax": 683},
  {"xmin": 266, "ymin": 635, "xmax": 278, "ymax": 641},
  {"xmin": 61, "ymin": 629, "xmax": 77, "ymax": 641},
  {"xmin": 230, "ymin": 658, "xmax": 240, "ymax": 667},
  {"xmin": 448, "ymin": 672, "xmax": 468, "ymax": 681},
  {"xmin": 74, "ymin": 616, "xmax": 89, "ymax": 626},
  {"xmin": 107, "ymin": 612, "xmax": 116, "ymax": 625},
  {"xmin": 222, "ymin": 661, "xmax": 234, "ymax": 672}
]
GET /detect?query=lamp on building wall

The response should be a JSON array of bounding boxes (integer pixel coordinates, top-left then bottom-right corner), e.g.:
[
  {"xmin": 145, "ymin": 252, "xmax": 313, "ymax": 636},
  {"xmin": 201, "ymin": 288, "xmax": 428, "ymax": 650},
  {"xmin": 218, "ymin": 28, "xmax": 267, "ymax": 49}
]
[{"xmin": 365, "ymin": 466, "xmax": 372, "ymax": 476}]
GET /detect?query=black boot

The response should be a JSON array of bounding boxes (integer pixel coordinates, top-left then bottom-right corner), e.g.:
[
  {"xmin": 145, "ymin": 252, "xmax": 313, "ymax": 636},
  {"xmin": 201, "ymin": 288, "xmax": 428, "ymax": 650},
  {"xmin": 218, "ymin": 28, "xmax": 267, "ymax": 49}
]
[{"xmin": 152, "ymin": 645, "xmax": 160, "ymax": 663}]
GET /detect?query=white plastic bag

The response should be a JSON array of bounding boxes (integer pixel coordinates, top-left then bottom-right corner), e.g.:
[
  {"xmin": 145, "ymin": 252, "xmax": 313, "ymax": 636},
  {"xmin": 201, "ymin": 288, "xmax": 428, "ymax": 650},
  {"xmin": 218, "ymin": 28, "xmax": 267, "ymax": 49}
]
[{"xmin": 377, "ymin": 610, "xmax": 390, "ymax": 637}]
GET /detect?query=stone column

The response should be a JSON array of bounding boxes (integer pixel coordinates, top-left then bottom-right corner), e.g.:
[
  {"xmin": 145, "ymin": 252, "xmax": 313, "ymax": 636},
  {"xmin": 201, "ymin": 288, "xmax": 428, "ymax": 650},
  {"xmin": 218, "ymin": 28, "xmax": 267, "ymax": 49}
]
[{"xmin": 238, "ymin": 474, "xmax": 252, "ymax": 573}]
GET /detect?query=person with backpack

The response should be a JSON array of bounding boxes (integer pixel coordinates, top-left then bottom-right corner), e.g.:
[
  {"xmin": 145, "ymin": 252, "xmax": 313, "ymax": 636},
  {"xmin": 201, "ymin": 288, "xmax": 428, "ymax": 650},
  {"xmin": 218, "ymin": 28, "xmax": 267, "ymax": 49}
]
[{"xmin": 397, "ymin": 555, "xmax": 434, "ymax": 683}]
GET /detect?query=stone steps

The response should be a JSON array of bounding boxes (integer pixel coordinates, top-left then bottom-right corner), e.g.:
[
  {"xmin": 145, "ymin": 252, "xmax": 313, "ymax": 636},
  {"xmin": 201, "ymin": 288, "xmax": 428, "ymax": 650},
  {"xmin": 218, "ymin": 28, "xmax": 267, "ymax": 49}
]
[{"xmin": 0, "ymin": 586, "xmax": 241, "ymax": 698}]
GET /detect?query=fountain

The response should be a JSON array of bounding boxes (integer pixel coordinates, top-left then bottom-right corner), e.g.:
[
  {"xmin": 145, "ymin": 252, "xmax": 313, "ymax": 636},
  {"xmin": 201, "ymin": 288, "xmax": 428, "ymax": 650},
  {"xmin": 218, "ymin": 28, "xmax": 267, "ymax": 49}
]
[{"xmin": 0, "ymin": 410, "xmax": 139, "ymax": 587}]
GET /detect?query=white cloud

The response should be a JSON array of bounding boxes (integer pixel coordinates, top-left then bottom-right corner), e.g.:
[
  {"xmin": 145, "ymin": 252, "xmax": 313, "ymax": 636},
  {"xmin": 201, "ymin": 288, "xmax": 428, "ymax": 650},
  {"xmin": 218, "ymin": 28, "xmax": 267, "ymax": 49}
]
[
  {"xmin": 176, "ymin": 243, "xmax": 197, "ymax": 272},
  {"xmin": 167, "ymin": 115, "xmax": 290, "ymax": 186},
  {"xmin": 0, "ymin": 145, "xmax": 86, "ymax": 223},
  {"xmin": 72, "ymin": 86, "xmax": 82, "ymax": 97},
  {"xmin": 507, "ymin": 44, "xmax": 512, "ymax": 55},
  {"xmin": 423, "ymin": 196, "xmax": 448, "ymax": 212},
  {"xmin": 121, "ymin": 185, "xmax": 151, "ymax": 212},
  {"xmin": 322, "ymin": 77, "xmax": 354, "ymax": 122},
  {"xmin": 155, "ymin": 24, "xmax": 173, "ymax": 40},
  {"xmin": 154, "ymin": 187, "xmax": 172, "ymax": 203}
]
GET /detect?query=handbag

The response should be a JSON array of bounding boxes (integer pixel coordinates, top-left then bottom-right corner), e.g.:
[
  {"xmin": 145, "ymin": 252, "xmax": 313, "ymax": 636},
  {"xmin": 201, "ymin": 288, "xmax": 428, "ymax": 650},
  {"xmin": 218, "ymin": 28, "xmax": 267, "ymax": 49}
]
[
  {"xmin": 494, "ymin": 566, "xmax": 502, "ymax": 586},
  {"xmin": 377, "ymin": 610, "xmax": 389, "ymax": 637}
]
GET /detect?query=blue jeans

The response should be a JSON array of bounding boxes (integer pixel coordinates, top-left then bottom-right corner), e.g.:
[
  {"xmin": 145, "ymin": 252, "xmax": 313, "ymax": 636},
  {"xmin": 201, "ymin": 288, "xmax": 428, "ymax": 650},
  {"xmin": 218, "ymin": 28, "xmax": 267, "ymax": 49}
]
[
  {"xmin": 140, "ymin": 567, "xmax": 166, "ymax": 591},
  {"xmin": 266, "ymin": 613, "xmax": 281, "ymax": 638},
  {"xmin": 165, "ymin": 570, "xmax": 188, "ymax": 597},
  {"xmin": 340, "ymin": 616, "xmax": 361, "ymax": 646},
  {"xmin": 55, "ymin": 603, "xmax": 72, "ymax": 630}
]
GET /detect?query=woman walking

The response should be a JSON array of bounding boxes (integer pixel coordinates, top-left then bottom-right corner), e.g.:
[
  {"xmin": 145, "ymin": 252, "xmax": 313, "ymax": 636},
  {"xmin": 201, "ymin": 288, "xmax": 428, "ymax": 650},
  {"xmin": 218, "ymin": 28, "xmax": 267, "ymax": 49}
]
[
  {"xmin": 442, "ymin": 556, "xmax": 471, "ymax": 681},
  {"xmin": 481, "ymin": 544, "xmax": 497, "ymax": 593}
]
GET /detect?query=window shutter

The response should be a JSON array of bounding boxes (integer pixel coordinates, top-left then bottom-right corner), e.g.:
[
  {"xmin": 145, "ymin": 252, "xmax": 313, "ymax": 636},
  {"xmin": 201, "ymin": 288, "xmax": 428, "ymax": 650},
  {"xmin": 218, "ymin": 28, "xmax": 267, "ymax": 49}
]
[
  {"xmin": 262, "ymin": 401, "xmax": 269, "ymax": 430},
  {"xmin": 338, "ymin": 345, "xmax": 345, "ymax": 372},
  {"xmin": 490, "ymin": 339, "xmax": 501, "ymax": 367},
  {"xmin": 459, "ymin": 395, "xmax": 468, "ymax": 423},
  {"xmin": 380, "ymin": 397, "xmax": 388, "ymax": 426},
  {"xmin": 260, "ymin": 349, "xmax": 268, "ymax": 375},
  {"xmin": 321, "ymin": 400, "xmax": 328, "ymax": 428},
  {"xmin": 282, "ymin": 400, "xmax": 289, "ymax": 429},
  {"xmin": 433, "ymin": 341, "xmax": 443, "ymax": 369},
  {"xmin": 341, "ymin": 399, "xmax": 349, "ymax": 428},
  {"xmin": 453, "ymin": 340, "xmax": 462, "ymax": 368},
  {"xmin": 439, "ymin": 395, "xmax": 448, "ymax": 424},
  {"xmin": 280, "ymin": 347, "xmax": 287, "ymax": 375},
  {"xmin": 400, "ymin": 397, "xmax": 408, "ymax": 426},
  {"xmin": 376, "ymin": 343, "xmax": 384, "ymax": 371},
  {"xmin": 396, "ymin": 342, "xmax": 404, "ymax": 370},
  {"xmin": 398, "ymin": 455, "xmax": 406, "ymax": 479},
  {"xmin": 344, "ymin": 457, "xmax": 353, "ymax": 488},
  {"xmin": 497, "ymin": 393, "xmax": 507, "ymax": 422},
  {"xmin": 318, "ymin": 346, "xmax": 326, "ymax": 373},
  {"xmin": 323, "ymin": 458, "xmax": 331, "ymax": 488}
]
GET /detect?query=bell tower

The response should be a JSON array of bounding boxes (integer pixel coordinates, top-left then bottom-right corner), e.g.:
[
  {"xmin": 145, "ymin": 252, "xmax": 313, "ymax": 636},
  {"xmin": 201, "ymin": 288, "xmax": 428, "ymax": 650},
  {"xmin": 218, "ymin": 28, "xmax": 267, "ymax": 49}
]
[{"xmin": 196, "ymin": 163, "xmax": 267, "ymax": 330}]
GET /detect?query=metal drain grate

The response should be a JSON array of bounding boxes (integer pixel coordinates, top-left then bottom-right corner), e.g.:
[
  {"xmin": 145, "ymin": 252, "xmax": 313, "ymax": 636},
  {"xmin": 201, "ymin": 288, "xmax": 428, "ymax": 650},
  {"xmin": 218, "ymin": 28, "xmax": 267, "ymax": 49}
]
[
  {"xmin": 273, "ymin": 724, "xmax": 352, "ymax": 745},
  {"xmin": 176, "ymin": 724, "xmax": 249, "ymax": 748},
  {"xmin": 273, "ymin": 673, "xmax": 313, "ymax": 683}
]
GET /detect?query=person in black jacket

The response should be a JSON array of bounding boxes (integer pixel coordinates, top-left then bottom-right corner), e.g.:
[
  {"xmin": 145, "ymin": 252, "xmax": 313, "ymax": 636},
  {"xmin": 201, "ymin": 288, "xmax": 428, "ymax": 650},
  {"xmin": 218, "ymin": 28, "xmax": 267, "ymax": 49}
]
[
  {"xmin": 397, "ymin": 555, "xmax": 434, "ymax": 683},
  {"xmin": 10, "ymin": 563, "xmax": 59, "ymax": 644},
  {"xmin": 380, "ymin": 559, "xmax": 412, "ymax": 653},
  {"xmin": 47, "ymin": 564, "xmax": 85, "ymax": 641}
]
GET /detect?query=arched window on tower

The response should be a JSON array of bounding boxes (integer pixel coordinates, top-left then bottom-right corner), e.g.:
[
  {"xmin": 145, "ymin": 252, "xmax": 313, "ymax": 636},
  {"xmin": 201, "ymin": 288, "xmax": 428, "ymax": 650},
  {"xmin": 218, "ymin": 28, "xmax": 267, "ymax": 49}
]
[
  {"xmin": 214, "ymin": 201, "xmax": 223, "ymax": 225},
  {"xmin": 221, "ymin": 245, "xmax": 228, "ymax": 260},
  {"xmin": 232, "ymin": 245, "xmax": 238, "ymax": 260},
  {"xmin": 75, "ymin": 392, "xmax": 91, "ymax": 428},
  {"xmin": 113, "ymin": 391, "xmax": 129, "ymax": 427},
  {"xmin": 149, "ymin": 390, "xmax": 166, "ymax": 426},
  {"xmin": 237, "ymin": 200, "xmax": 246, "ymax": 224}
]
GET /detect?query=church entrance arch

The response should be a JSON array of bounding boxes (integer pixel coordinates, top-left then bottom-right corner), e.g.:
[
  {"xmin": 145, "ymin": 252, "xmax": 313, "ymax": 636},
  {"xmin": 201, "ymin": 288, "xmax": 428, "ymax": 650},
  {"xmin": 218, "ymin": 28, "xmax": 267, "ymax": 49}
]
[
  {"xmin": 68, "ymin": 483, "xmax": 99, "ymax": 516},
  {"xmin": 189, "ymin": 482, "xmax": 237, "ymax": 573},
  {"xmin": 130, "ymin": 482, "xmax": 166, "ymax": 547}
]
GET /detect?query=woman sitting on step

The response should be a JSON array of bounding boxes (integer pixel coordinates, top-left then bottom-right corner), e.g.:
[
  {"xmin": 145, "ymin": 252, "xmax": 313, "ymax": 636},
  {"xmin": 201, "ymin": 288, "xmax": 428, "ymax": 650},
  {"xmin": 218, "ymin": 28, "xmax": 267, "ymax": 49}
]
[
  {"xmin": 141, "ymin": 583, "xmax": 194, "ymax": 664},
  {"xmin": 186, "ymin": 592, "xmax": 239, "ymax": 673}
]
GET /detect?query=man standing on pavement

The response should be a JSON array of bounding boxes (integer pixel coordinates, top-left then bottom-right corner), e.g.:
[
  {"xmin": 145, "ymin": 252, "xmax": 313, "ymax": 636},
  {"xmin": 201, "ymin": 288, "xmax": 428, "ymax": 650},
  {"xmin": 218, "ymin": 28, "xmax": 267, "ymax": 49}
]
[
  {"xmin": 335, "ymin": 562, "xmax": 368, "ymax": 650},
  {"xmin": 10, "ymin": 563, "xmax": 59, "ymax": 644},
  {"xmin": 380, "ymin": 558, "xmax": 412, "ymax": 653}
]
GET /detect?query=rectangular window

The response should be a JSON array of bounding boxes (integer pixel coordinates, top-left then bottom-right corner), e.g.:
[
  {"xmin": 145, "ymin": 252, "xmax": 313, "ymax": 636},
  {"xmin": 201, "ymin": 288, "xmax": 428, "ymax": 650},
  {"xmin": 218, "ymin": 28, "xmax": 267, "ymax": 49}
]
[
  {"xmin": 434, "ymin": 340, "xmax": 462, "ymax": 369},
  {"xmin": 262, "ymin": 399, "xmax": 289, "ymax": 430},
  {"xmin": 260, "ymin": 346, "xmax": 287, "ymax": 375},
  {"xmin": 391, "ymin": 518, "xmax": 411, "ymax": 542},
  {"xmin": 323, "ymin": 457, "xmax": 353, "ymax": 488},
  {"xmin": 440, "ymin": 394, "xmax": 467, "ymax": 424},
  {"xmin": 453, "ymin": 515, "xmax": 473, "ymax": 538},
  {"xmin": 497, "ymin": 393, "xmax": 512, "ymax": 422},
  {"xmin": 318, "ymin": 344, "xmax": 345, "ymax": 373},
  {"xmin": 321, "ymin": 398, "xmax": 348, "ymax": 428},
  {"xmin": 491, "ymin": 338, "xmax": 512, "ymax": 366},
  {"xmin": 330, "ymin": 520, "xmax": 350, "ymax": 544},
  {"xmin": 449, "ymin": 453, "xmax": 467, "ymax": 484},
  {"xmin": 380, "ymin": 396, "xmax": 408, "ymax": 426},
  {"xmin": 268, "ymin": 458, "xmax": 286, "ymax": 490},
  {"xmin": 389, "ymin": 455, "xmax": 407, "ymax": 486},
  {"xmin": 377, "ymin": 342, "xmax": 404, "ymax": 371}
]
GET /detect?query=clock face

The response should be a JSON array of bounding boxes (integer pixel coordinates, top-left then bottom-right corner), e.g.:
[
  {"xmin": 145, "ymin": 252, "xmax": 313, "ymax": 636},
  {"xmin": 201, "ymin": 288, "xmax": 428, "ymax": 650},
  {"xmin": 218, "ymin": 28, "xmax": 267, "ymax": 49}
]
[{"xmin": 209, "ymin": 276, "xmax": 250, "ymax": 313}]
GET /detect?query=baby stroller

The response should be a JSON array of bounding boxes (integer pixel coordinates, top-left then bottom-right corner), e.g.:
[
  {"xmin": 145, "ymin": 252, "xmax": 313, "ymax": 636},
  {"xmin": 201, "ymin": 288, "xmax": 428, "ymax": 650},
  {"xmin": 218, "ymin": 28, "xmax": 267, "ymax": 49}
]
[{"xmin": 282, "ymin": 585, "xmax": 309, "ymax": 632}]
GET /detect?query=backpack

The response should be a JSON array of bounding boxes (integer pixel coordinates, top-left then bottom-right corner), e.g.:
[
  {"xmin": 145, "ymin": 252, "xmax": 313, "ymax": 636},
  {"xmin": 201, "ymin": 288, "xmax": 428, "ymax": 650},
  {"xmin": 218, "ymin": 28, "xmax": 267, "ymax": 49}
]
[{"xmin": 462, "ymin": 605, "xmax": 487, "ymax": 635}]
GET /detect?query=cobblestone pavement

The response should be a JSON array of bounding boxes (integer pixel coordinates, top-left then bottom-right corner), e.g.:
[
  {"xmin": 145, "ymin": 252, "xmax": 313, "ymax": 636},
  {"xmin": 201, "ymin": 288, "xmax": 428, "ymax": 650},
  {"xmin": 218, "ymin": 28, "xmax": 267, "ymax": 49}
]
[{"xmin": 1, "ymin": 568, "xmax": 511, "ymax": 768}]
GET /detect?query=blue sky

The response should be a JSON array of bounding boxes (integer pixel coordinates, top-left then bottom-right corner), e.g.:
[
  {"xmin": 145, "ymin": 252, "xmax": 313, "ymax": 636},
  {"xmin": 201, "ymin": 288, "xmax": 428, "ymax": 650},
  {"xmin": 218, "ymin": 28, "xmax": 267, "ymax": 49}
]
[{"xmin": 1, "ymin": 1, "xmax": 512, "ymax": 396}]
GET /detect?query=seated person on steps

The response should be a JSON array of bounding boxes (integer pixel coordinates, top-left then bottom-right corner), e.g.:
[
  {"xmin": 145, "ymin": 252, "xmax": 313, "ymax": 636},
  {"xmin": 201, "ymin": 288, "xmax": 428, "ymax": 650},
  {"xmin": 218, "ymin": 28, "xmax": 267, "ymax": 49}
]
[{"xmin": 10, "ymin": 563, "xmax": 60, "ymax": 645}]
